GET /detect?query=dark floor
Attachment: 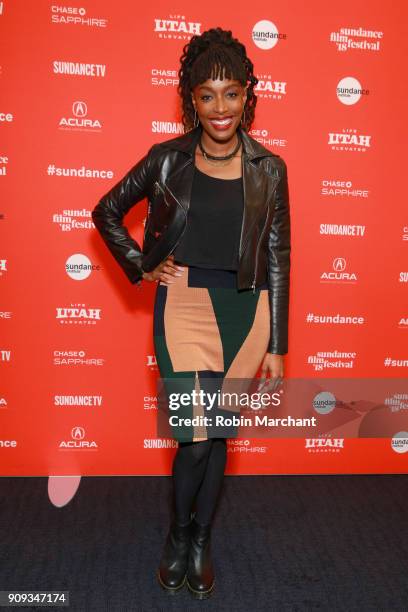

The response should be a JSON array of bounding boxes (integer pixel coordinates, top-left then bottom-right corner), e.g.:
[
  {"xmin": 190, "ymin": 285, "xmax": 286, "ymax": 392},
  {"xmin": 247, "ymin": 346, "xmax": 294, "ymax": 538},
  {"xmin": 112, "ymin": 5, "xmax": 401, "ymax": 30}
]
[{"xmin": 0, "ymin": 474, "xmax": 407, "ymax": 611}]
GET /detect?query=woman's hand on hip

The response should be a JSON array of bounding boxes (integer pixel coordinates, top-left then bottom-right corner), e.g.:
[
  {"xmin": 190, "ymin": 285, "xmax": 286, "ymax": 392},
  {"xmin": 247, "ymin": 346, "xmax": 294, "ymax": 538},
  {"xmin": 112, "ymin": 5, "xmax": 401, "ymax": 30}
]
[
  {"xmin": 142, "ymin": 254, "xmax": 185, "ymax": 285},
  {"xmin": 257, "ymin": 353, "xmax": 284, "ymax": 392},
  {"xmin": 262, "ymin": 353, "xmax": 284, "ymax": 378}
]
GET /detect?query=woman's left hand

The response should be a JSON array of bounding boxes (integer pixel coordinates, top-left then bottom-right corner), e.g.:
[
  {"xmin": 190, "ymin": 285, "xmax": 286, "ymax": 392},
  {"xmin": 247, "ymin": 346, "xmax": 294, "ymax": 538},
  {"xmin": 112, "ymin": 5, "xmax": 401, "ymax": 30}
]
[{"xmin": 257, "ymin": 353, "xmax": 284, "ymax": 392}]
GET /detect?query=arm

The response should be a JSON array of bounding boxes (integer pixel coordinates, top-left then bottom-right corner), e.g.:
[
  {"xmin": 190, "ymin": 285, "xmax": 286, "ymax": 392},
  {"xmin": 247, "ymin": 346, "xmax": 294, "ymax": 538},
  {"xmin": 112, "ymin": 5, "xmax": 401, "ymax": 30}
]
[
  {"xmin": 91, "ymin": 144, "xmax": 156, "ymax": 285},
  {"xmin": 266, "ymin": 157, "xmax": 291, "ymax": 355}
]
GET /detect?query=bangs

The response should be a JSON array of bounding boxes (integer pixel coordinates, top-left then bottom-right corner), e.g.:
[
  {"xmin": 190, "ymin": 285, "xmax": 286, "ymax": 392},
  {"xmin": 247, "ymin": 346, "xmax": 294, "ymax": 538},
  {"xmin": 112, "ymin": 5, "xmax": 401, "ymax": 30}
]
[{"xmin": 190, "ymin": 47, "xmax": 247, "ymax": 89}]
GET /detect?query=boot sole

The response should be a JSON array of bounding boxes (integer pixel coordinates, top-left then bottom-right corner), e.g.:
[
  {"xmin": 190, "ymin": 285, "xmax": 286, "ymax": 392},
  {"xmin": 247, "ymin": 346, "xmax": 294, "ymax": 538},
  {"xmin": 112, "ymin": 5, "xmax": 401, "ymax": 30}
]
[
  {"xmin": 156, "ymin": 568, "xmax": 186, "ymax": 594},
  {"xmin": 186, "ymin": 578, "xmax": 215, "ymax": 599}
]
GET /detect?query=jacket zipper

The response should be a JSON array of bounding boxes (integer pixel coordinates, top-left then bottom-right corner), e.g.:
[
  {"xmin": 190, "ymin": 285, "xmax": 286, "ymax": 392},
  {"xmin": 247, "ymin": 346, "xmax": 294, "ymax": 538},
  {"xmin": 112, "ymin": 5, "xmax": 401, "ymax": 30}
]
[
  {"xmin": 153, "ymin": 181, "xmax": 169, "ymax": 205},
  {"xmin": 252, "ymin": 208, "xmax": 270, "ymax": 294}
]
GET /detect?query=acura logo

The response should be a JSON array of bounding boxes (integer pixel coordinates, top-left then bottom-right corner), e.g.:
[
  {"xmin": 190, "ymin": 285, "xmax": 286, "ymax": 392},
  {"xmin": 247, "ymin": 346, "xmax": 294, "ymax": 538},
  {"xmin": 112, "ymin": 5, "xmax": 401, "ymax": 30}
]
[
  {"xmin": 72, "ymin": 101, "xmax": 88, "ymax": 117},
  {"xmin": 71, "ymin": 426, "xmax": 85, "ymax": 440},
  {"xmin": 333, "ymin": 257, "xmax": 346, "ymax": 271}
]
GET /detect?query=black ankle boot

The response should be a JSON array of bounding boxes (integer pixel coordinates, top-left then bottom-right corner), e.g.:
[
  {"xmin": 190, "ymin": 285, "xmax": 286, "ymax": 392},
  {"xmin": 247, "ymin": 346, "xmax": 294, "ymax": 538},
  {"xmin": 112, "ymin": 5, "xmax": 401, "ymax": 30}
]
[
  {"xmin": 186, "ymin": 518, "xmax": 215, "ymax": 599},
  {"xmin": 157, "ymin": 518, "xmax": 192, "ymax": 594}
]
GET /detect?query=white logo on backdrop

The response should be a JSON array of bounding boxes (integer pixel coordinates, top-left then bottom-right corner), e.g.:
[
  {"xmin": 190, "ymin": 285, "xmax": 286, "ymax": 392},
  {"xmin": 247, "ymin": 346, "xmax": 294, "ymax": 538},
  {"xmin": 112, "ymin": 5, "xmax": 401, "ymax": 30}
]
[
  {"xmin": 337, "ymin": 77, "xmax": 367, "ymax": 105},
  {"xmin": 65, "ymin": 254, "xmax": 97, "ymax": 280},
  {"xmin": 252, "ymin": 20, "xmax": 282, "ymax": 50},
  {"xmin": 391, "ymin": 432, "xmax": 408, "ymax": 454}
]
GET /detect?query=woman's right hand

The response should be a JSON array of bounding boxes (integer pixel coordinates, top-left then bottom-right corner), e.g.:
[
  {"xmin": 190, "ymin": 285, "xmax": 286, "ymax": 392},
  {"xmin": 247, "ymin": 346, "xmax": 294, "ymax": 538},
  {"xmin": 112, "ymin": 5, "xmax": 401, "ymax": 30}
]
[{"xmin": 142, "ymin": 254, "xmax": 185, "ymax": 285}]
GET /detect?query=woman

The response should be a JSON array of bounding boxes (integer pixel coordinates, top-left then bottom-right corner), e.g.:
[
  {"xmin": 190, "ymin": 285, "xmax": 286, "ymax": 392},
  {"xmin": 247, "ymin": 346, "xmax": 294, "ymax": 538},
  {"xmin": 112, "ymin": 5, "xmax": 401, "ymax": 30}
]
[{"xmin": 92, "ymin": 27, "xmax": 291, "ymax": 600}]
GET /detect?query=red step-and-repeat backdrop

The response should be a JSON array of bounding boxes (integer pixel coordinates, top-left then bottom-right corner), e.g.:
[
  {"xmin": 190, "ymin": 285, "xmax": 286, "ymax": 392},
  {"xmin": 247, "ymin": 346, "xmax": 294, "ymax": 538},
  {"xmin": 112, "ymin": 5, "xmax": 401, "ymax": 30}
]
[{"xmin": 1, "ymin": 0, "xmax": 407, "ymax": 477}]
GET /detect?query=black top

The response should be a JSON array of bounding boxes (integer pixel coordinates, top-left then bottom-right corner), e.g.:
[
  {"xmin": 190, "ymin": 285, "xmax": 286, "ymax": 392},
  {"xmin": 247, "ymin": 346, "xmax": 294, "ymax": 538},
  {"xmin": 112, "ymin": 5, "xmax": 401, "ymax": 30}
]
[{"xmin": 173, "ymin": 166, "xmax": 244, "ymax": 271}]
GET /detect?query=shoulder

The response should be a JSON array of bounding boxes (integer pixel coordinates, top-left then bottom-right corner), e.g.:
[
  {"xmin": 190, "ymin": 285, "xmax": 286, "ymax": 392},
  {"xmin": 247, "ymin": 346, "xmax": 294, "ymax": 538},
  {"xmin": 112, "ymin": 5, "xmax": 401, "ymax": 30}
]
[
  {"xmin": 142, "ymin": 131, "xmax": 193, "ymax": 170},
  {"xmin": 264, "ymin": 154, "xmax": 287, "ymax": 178},
  {"xmin": 148, "ymin": 129, "xmax": 195, "ymax": 155},
  {"xmin": 242, "ymin": 130, "xmax": 287, "ymax": 176},
  {"xmin": 257, "ymin": 150, "xmax": 287, "ymax": 181}
]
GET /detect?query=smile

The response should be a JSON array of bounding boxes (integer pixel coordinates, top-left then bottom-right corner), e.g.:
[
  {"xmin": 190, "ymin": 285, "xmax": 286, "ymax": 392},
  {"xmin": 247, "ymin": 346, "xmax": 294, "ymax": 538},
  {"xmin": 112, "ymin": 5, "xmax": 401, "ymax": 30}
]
[{"xmin": 209, "ymin": 117, "xmax": 233, "ymax": 127}]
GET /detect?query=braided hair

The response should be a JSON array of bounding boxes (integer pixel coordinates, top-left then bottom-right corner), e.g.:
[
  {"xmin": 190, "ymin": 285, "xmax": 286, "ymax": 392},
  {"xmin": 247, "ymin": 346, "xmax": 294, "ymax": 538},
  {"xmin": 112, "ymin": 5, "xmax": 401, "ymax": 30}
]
[{"xmin": 177, "ymin": 27, "xmax": 258, "ymax": 133}]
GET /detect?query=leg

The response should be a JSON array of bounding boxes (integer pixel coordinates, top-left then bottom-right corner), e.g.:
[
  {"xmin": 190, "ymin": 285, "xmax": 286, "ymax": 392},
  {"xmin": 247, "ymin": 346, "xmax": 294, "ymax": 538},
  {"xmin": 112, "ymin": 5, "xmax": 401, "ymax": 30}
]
[
  {"xmin": 172, "ymin": 439, "xmax": 213, "ymax": 524},
  {"xmin": 186, "ymin": 437, "xmax": 227, "ymax": 600},
  {"xmin": 194, "ymin": 438, "xmax": 227, "ymax": 526}
]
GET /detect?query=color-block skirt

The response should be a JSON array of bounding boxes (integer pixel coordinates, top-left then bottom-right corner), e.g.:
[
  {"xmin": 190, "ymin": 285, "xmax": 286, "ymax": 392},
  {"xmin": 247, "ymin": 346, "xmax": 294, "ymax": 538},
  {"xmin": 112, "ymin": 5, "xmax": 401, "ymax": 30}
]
[{"xmin": 153, "ymin": 265, "xmax": 270, "ymax": 442}]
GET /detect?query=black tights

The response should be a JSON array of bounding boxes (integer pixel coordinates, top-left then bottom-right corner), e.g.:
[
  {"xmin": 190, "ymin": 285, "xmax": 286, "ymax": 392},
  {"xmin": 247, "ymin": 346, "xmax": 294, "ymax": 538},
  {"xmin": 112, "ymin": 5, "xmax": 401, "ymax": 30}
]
[{"xmin": 172, "ymin": 438, "xmax": 227, "ymax": 527}]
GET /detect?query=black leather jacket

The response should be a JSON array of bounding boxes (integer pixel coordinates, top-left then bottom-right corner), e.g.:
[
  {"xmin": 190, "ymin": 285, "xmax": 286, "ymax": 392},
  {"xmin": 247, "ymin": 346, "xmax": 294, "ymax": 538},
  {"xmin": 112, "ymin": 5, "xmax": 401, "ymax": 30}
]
[{"xmin": 92, "ymin": 125, "xmax": 291, "ymax": 355}]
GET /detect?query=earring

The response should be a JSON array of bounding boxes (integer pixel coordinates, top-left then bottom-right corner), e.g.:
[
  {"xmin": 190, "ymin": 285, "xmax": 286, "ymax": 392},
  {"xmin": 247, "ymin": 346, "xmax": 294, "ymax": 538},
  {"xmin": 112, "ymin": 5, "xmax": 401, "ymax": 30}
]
[
  {"xmin": 240, "ymin": 107, "xmax": 247, "ymax": 128},
  {"xmin": 193, "ymin": 109, "xmax": 199, "ymax": 128}
]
